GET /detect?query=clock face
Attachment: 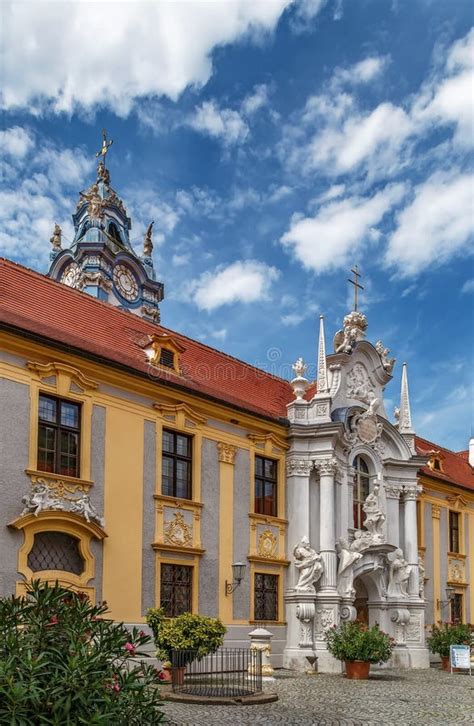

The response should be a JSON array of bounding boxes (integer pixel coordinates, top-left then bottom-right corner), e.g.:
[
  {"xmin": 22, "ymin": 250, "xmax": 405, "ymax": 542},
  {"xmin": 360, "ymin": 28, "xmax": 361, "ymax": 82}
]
[
  {"xmin": 61, "ymin": 262, "xmax": 81, "ymax": 288},
  {"xmin": 113, "ymin": 264, "xmax": 138, "ymax": 302}
]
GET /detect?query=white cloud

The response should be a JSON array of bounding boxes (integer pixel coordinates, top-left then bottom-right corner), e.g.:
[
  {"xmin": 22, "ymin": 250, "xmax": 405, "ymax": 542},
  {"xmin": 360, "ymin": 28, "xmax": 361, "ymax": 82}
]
[
  {"xmin": 242, "ymin": 84, "xmax": 270, "ymax": 115},
  {"xmin": 188, "ymin": 260, "xmax": 280, "ymax": 311},
  {"xmin": 190, "ymin": 101, "xmax": 249, "ymax": 146},
  {"xmin": 461, "ymin": 278, "xmax": 474, "ymax": 294},
  {"xmin": 386, "ymin": 172, "xmax": 474, "ymax": 276},
  {"xmin": 1, "ymin": 0, "xmax": 291, "ymax": 114},
  {"xmin": 172, "ymin": 253, "xmax": 191, "ymax": 267},
  {"xmin": 269, "ymin": 185, "xmax": 293, "ymax": 202},
  {"xmin": 333, "ymin": 56, "xmax": 388, "ymax": 86},
  {"xmin": 0, "ymin": 126, "xmax": 35, "ymax": 158},
  {"xmin": 314, "ymin": 184, "xmax": 346, "ymax": 204},
  {"xmin": 290, "ymin": 0, "xmax": 327, "ymax": 32},
  {"xmin": 211, "ymin": 328, "xmax": 228, "ymax": 341},
  {"xmin": 281, "ymin": 183, "xmax": 406, "ymax": 273},
  {"xmin": 281, "ymin": 312, "xmax": 306, "ymax": 326}
]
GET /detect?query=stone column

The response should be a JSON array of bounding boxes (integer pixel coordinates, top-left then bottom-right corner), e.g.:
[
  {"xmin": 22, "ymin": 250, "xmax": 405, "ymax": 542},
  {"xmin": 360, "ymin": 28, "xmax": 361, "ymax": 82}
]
[
  {"xmin": 403, "ymin": 486, "xmax": 421, "ymax": 598},
  {"xmin": 285, "ymin": 457, "xmax": 312, "ymax": 571},
  {"xmin": 384, "ymin": 485, "xmax": 401, "ymax": 546},
  {"xmin": 312, "ymin": 457, "xmax": 341, "ymax": 673},
  {"xmin": 315, "ymin": 458, "xmax": 338, "ymax": 591}
]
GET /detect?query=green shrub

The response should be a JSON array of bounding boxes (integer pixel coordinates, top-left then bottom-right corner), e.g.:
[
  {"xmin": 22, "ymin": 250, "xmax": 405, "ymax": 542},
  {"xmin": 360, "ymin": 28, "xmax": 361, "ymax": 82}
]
[
  {"xmin": 146, "ymin": 609, "xmax": 226, "ymax": 664},
  {"xmin": 325, "ymin": 621, "xmax": 395, "ymax": 664},
  {"xmin": 427, "ymin": 623, "xmax": 472, "ymax": 658},
  {"xmin": 0, "ymin": 580, "xmax": 164, "ymax": 725}
]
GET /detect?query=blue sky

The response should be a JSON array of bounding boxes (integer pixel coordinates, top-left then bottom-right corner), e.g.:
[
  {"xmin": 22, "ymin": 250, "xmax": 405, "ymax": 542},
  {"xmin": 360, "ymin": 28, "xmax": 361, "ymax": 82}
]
[{"xmin": 1, "ymin": 0, "xmax": 473, "ymax": 451}]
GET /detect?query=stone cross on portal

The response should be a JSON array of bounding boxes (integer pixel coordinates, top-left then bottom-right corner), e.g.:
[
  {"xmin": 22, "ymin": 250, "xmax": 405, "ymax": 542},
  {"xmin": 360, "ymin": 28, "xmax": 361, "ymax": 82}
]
[
  {"xmin": 348, "ymin": 265, "xmax": 364, "ymax": 312},
  {"xmin": 96, "ymin": 129, "xmax": 113, "ymax": 165}
]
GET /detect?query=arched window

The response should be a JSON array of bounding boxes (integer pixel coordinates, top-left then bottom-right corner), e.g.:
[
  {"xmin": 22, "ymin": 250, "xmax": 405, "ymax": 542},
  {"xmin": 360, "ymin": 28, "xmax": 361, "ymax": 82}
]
[
  {"xmin": 27, "ymin": 531, "xmax": 84, "ymax": 575},
  {"xmin": 108, "ymin": 223, "xmax": 122, "ymax": 244},
  {"xmin": 353, "ymin": 456, "xmax": 370, "ymax": 529}
]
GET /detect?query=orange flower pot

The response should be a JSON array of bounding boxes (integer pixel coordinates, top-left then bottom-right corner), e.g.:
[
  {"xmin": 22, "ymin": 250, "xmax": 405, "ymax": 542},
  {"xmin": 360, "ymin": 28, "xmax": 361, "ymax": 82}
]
[
  {"xmin": 345, "ymin": 660, "xmax": 371, "ymax": 679},
  {"xmin": 441, "ymin": 656, "xmax": 450, "ymax": 671}
]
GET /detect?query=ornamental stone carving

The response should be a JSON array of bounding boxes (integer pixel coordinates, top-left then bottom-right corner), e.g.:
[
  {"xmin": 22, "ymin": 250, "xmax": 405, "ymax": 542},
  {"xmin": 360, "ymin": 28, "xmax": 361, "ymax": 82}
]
[
  {"xmin": 336, "ymin": 538, "xmax": 362, "ymax": 598},
  {"xmin": 164, "ymin": 512, "xmax": 192, "ymax": 547},
  {"xmin": 387, "ymin": 548, "xmax": 411, "ymax": 598},
  {"xmin": 20, "ymin": 484, "xmax": 105, "ymax": 528},
  {"xmin": 313, "ymin": 458, "xmax": 339, "ymax": 476},
  {"xmin": 384, "ymin": 485, "xmax": 402, "ymax": 500},
  {"xmin": 258, "ymin": 529, "xmax": 278, "ymax": 559},
  {"xmin": 286, "ymin": 458, "xmax": 311, "ymax": 476},
  {"xmin": 333, "ymin": 311, "xmax": 368, "ymax": 354},
  {"xmin": 296, "ymin": 602, "xmax": 315, "ymax": 648},
  {"xmin": 431, "ymin": 504, "xmax": 441, "ymax": 519},
  {"xmin": 293, "ymin": 537, "xmax": 324, "ymax": 592},
  {"xmin": 290, "ymin": 357, "xmax": 310, "ymax": 400},
  {"xmin": 362, "ymin": 483, "xmax": 386, "ymax": 543},
  {"xmin": 375, "ymin": 340, "xmax": 396, "ymax": 374},
  {"xmin": 315, "ymin": 607, "xmax": 335, "ymax": 633},
  {"xmin": 406, "ymin": 614, "xmax": 422, "ymax": 642},
  {"xmin": 403, "ymin": 486, "xmax": 422, "ymax": 500},
  {"xmin": 217, "ymin": 442, "xmax": 237, "ymax": 465}
]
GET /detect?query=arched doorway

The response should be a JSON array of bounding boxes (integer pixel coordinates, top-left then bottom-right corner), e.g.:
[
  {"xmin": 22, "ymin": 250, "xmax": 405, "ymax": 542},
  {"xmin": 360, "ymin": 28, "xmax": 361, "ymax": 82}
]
[{"xmin": 354, "ymin": 578, "xmax": 369, "ymax": 624}]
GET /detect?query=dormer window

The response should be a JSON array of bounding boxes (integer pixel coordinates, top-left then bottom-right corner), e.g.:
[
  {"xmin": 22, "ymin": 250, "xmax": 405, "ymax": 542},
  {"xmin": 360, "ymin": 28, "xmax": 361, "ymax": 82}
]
[
  {"xmin": 428, "ymin": 451, "xmax": 444, "ymax": 472},
  {"xmin": 159, "ymin": 348, "xmax": 175, "ymax": 369},
  {"xmin": 433, "ymin": 459, "xmax": 441, "ymax": 471},
  {"xmin": 108, "ymin": 223, "xmax": 121, "ymax": 244}
]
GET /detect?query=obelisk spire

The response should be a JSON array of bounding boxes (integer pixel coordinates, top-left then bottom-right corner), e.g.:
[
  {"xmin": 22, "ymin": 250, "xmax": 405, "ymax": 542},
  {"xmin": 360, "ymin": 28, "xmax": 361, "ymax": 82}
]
[
  {"xmin": 398, "ymin": 362, "xmax": 414, "ymax": 434},
  {"xmin": 317, "ymin": 314, "xmax": 329, "ymax": 393}
]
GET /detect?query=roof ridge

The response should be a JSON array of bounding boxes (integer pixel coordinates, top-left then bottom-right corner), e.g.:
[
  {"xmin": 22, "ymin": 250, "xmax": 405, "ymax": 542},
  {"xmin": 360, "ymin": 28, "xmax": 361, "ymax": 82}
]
[{"xmin": 0, "ymin": 257, "xmax": 292, "ymax": 389}]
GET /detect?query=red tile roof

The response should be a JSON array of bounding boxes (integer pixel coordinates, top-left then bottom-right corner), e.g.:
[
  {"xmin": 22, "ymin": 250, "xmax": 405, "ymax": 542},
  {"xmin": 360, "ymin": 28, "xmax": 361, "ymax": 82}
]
[
  {"xmin": 416, "ymin": 436, "xmax": 474, "ymax": 492},
  {"xmin": 0, "ymin": 258, "xmax": 294, "ymax": 422}
]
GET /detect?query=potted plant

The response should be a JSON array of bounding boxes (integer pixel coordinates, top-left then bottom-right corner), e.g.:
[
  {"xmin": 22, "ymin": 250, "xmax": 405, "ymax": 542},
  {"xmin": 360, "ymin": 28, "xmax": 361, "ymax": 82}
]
[
  {"xmin": 325, "ymin": 621, "xmax": 395, "ymax": 679},
  {"xmin": 146, "ymin": 609, "xmax": 226, "ymax": 683},
  {"xmin": 427, "ymin": 623, "xmax": 472, "ymax": 671}
]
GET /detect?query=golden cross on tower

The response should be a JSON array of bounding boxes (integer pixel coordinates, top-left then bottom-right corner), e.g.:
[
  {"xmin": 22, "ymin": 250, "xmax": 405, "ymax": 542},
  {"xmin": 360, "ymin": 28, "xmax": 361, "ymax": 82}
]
[
  {"xmin": 348, "ymin": 265, "xmax": 364, "ymax": 312},
  {"xmin": 95, "ymin": 129, "xmax": 113, "ymax": 165}
]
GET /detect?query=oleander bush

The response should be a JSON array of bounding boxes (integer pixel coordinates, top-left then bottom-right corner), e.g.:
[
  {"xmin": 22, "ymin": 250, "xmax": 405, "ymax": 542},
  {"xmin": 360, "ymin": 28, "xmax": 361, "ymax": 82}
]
[
  {"xmin": 146, "ymin": 608, "xmax": 226, "ymax": 664},
  {"xmin": 0, "ymin": 580, "xmax": 164, "ymax": 725},
  {"xmin": 427, "ymin": 623, "xmax": 472, "ymax": 658},
  {"xmin": 325, "ymin": 621, "xmax": 395, "ymax": 664}
]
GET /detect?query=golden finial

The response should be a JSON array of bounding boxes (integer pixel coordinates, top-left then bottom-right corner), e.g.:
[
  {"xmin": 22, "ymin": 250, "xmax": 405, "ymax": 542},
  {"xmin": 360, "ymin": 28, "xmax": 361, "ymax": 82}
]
[{"xmin": 95, "ymin": 128, "xmax": 113, "ymax": 164}]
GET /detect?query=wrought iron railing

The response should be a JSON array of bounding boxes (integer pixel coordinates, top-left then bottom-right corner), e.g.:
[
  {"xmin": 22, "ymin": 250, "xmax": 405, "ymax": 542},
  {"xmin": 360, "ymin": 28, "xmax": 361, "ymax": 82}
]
[{"xmin": 171, "ymin": 647, "xmax": 262, "ymax": 697}]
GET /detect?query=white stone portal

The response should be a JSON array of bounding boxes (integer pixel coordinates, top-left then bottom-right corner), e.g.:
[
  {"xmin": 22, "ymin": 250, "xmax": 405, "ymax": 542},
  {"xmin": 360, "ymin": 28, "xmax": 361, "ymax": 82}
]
[{"xmin": 283, "ymin": 307, "xmax": 429, "ymax": 672}]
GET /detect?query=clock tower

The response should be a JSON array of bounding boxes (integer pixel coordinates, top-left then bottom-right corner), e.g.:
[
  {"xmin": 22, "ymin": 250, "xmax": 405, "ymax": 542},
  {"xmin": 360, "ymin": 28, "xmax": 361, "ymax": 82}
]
[{"xmin": 47, "ymin": 131, "xmax": 164, "ymax": 323}]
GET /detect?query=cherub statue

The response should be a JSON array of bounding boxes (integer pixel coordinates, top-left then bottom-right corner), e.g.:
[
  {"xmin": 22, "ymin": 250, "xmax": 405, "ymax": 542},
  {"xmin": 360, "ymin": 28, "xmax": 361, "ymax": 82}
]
[
  {"xmin": 97, "ymin": 160, "xmax": 110, "ymax": 185},
  {"xmin": 387, "ymin": 548, "xmax": 412, "ymax": 598},
  {"xmin": 336, "ymin": 538, "xmax": 362, "ymax": 597},
  {"xmin": 71, "ymin": 494, "xmax": 105, "ymax": 527},
  {"xmin": 21, "ymin": 484, "xmax": 63, "ymax": 516},
  {"xmin": 50, "ymin": 223, "xmax": 62, "ymax": 251},
  {"xmin": 143, "ymin": 221, "xmax": 154, "ymax": 257},
  {"xmin": 293, "ymin": 536, "xmax": 324, "ymax": 591},
  {"xmin": 375, "ymin": 340, "xmax": 396, "ymax": 374}
]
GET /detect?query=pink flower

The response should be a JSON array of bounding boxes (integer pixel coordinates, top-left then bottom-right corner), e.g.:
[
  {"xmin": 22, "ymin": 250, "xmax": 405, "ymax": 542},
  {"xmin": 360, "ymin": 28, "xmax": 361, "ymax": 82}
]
[
  {"xmin": 124, "ymin": 642, "xmax": 135, "ymax": 656},
  {"xmin": 139, "ymin": 630, "xmax": 146, "ymax": 638},
  {"xmin": 49, "ymin": 615, "xmax": 58, "ymax": 625},
  {"xmin": 158, "ymin": 671, "xmax": 167, "ymax": 681},
  {"xmin": 112, "ymin": 683, "xmax": 120, "ymax": 693}
]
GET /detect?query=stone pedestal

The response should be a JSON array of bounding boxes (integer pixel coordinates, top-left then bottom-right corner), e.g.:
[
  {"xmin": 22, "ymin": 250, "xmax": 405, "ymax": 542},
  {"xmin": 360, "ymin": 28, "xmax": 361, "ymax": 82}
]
[
  {"xmin": 249, "ymin": 627, "xmax": 275, "ymax": 678},
  {"xmin": 283, "ymin": 589, "xmax": 317, "ymax": 671},
  {"xmin": 313, "ymin": 595, "xmax": 343, "ymax": 673}
]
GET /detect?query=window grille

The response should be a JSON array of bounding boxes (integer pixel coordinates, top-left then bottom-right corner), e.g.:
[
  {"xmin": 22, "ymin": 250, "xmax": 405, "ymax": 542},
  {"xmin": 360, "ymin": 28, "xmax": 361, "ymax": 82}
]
[
  {"xmin": 27, "ymin": 531, "xmax": 84, "ymax": 575},
  {"xmin": 254, "ymin": 573, "xmax": 278, "ymax": 621},
  {"xmin": 451, "ymin": 593, "xmax": 463, "ymax": 623},
  {"xmin": 159, "ymin": 348, "xmax": 175, "ymax": 368},
  {"xmin": 160, "ymin": 564, "xmax": 192, "ymax": 616}
]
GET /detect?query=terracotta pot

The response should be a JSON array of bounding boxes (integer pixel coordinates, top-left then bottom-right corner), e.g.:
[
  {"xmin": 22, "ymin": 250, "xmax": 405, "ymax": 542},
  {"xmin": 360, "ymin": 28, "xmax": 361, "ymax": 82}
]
[
  {"xmin": 440, "ymin": 656, "xmax": 450, "ymax": 671},
  {"xmin": 172, "ymin": 665, "xmax": 186, "ymax": 686},
  {"xmin": 345, "ymin": 660, "xmax": 371, "ymax": 679},
  {"xmin": 160, "ymin": 667, "xmax": 172, "ymax": 683}
]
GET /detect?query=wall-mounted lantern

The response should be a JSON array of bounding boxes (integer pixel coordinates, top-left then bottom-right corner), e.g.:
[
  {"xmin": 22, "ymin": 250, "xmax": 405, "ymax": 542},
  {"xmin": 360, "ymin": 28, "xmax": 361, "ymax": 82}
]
[{"xmin": 225, "ymin": 562, "xmax": 246, "ymax": 596}]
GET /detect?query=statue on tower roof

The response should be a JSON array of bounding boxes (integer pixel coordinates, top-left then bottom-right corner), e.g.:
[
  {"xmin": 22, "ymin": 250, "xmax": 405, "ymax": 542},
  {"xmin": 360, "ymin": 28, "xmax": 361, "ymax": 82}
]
[{"xmin": 143, "ymin": 221, "xmax": 154, "ymax": 257}]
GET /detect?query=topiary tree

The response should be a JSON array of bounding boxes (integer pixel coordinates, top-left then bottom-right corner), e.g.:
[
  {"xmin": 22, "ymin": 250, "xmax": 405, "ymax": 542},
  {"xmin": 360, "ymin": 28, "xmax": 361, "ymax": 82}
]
[{"xmin": 0, "ymin": 580, "xmax": 164, "ymax": 725}]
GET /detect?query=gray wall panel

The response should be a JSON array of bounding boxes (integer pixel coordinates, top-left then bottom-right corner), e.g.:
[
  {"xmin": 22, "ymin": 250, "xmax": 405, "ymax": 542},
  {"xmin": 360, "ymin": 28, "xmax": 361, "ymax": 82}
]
[
  {"xmin": 89, "ymin": 404, "xmax": 106, "ymax": 601},
  {"xmin": 199, "ymin": 438, "xmax": 219, "ymax": 616},
  {"xmin": 233, "ymin": 447, "xmax": 250, "ymax": 620},
  {"xmin": 0, "ymin": 379, "xmax": 31, "ymax": 596},
  {"xmin": 141, "ymin": 420, "xmax": 156, "ymax": 615},
  {"xmin": 424, "ymin": 504, "xmax": 434, "ymax": 623}
]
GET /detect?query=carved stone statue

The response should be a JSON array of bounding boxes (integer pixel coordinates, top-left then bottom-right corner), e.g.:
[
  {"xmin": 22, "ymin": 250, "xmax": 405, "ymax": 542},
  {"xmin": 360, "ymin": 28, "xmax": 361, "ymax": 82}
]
[
  {"xmin": 143, "ymin": 221, "xmax": 154, "ymax": 257},
  {"xmin": 362, "ymin": 484, "xmax": 386, "ymax": 542},
  {"xmin": 349, "ymin": 529, "xmax": 373, "ymax": 553},
  {"xmin": 71, "ymin": 494, "xmax": 105, "ymax": 528},
  {"xmin": 333, "ymin": 311, "xmax": 368, "ymax": 354},
  {"xmin": 418, "ymin": 557, "xmax": 425, "ymax": 599},
  {"xmin": 79, "ymin": 184, "xmax": 106, "ymax": 220},
  {"xmin": 375, "ymin": 340, "xmax": 396, "ymax": 374},
  {"xmin": 50, "ymin": 224, "xmax": 62, "ymax": 251},
  {"xmin": 290, "ymin": 358, "xmax": 310, "ymax": 400},
  {"xmin": 293, "ymin": 536, "xmax": 324, "ymax": 591},
  {"xmin": 97, "ymin": 160, "xmax": 110, "ymax": 185},
  {"xmin": 336, "ymin": 538, "xmax": 362, "ymax": 597},
  {"xmin": 21, "ymin": 484, "xmax": 64, "ymax": 517},
  {"xmin": 387, "ymin": 548, "xmax": 411, "ymax": 598}
]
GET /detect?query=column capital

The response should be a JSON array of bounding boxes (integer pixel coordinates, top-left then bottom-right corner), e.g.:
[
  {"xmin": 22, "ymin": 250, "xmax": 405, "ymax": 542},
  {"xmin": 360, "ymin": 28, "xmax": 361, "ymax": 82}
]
[
  {"xmin": 313, "ymin": 457, "xmax": 339, "ymax": 476},
  {"xmin": 286, "ymin": 457, "xmax": 312, "ymax": 476},
  {"xmin": 385, "ymin": 485, "xmax": 402, "ymax": 500},
  {"xmin": 217, "ymin": 442, "xmax": 237, "ymax": 465},
  {"xmin": 403, "ymin": 485, "xmax": 422, "ymax": 500}
]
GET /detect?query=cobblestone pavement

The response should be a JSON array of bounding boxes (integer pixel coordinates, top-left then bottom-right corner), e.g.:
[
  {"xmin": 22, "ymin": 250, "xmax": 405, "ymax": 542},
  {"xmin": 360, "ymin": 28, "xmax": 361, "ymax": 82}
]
[{"xmin": 162, "ymin": 667, "xmax": 474, "ymax": 725}]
